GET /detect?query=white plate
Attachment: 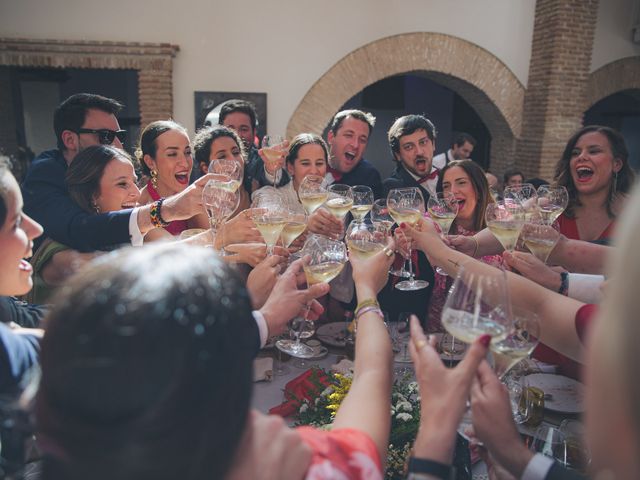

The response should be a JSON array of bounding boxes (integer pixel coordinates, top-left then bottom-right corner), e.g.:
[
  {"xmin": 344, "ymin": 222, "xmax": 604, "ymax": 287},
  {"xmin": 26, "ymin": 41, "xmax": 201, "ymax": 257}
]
[
  {"xmin": 316, "ymin": 322, "xmax": 348, "ymax": 347},
  {"xmin": 525, "ymin": 373, "xmax": 584, "ymax": 413}
]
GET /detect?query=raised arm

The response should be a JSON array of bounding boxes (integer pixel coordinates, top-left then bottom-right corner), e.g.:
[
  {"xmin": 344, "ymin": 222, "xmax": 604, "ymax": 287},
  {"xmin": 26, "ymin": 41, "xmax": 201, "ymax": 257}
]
[
  {"xmin": 549, "ymin": 235, "xmax": 610, "ymax": 274},
  {"xmin": 331, "ymin": 243, "xmax": 395, "ymax": 463},
  {"xmin": 402, "ymin": 219, "xmax": 586, "ymax": 361}
]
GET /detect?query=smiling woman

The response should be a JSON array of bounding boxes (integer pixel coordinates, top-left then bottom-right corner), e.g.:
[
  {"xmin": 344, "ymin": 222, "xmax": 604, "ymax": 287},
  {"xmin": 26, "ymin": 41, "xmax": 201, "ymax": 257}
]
[
  {"xmin": 555, "ymin": 125, "xmax": 635, "ymax": 243},
  {"xmin": 136, "ymin": 120, "xmax": 210, "ymax": 239}
]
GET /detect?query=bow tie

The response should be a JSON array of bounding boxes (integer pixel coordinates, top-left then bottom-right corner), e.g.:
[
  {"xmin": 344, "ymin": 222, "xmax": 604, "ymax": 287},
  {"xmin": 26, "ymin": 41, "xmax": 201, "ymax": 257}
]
[
  {"xmin": 328, "ymin": 165, "xmax": 343, "ymax": 181},
  {"xmin": 418, "ymin": 169, "xmax": 439, "ymax": 184}
]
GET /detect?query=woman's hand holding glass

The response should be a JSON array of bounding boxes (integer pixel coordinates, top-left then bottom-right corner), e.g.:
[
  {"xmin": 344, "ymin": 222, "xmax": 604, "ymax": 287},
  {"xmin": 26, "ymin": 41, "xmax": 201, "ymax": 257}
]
[{"xmin": 261, "ymin": 135, "xmax": 288, "ymax": 186}]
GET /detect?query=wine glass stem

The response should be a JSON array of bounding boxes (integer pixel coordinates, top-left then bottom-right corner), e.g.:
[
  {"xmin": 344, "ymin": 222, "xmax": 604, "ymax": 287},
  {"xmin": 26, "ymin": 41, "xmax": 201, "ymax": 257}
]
[
  {"xmin": 406, "ymin": 246, "xmax": 415, "ymax": 281},
  {"xmin": 293, "ymin": 303, "xmax": 312, "ymax": 348}
]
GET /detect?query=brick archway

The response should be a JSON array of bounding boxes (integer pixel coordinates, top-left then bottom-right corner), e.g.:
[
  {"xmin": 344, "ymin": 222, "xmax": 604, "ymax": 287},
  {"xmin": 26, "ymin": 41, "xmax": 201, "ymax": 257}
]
[
  {"xmin": 0, "ymin": 38, "xmax": 179, "ymax": 128},
  {"xmin": 287, "ymin": 32, "xmax": 525, "ymax": 173},
  {"xmin": 586, "ymin": 56, "xmax": 640, "ymax": 110}
]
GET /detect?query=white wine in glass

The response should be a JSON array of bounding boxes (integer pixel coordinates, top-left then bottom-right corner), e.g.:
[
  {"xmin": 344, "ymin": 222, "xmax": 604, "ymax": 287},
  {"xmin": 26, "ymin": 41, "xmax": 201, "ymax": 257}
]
[
  {"xmin": 326, "ymin": 184, "xmax": 353, "ymax": 220},
  {"xmin": 281, "ymin": 212, "xmax": 307, "ymax": 248},
  {"xmin": 298, "ymin": 175, "xmax": 328, "ymax": 215},
  {"xmin": 208, "ymin": 159, "xmax": 243, "ymax": 193},
  {"xmin": 520, "ymin": 223, "xmax": 560, "ymax": 264},
  {"xmin": 485, "ymin": 201, "xmax": 526, "ymax": 252},
  {"xmin": 490, "ymin": 307, "xmax": 540, "ymax": 379},
  {"xmin": 350, "ymin": 185, "xmax": 374, "ymax": 221},
  {"xmin": 251, "ymin": 196, "xmax": 287, "ymax": 255},
  {"xmin": 262, "ymin": 134, "xmax": 286, "ymax": 186},
  {"xmin": 427, "ymin": 192, "xmax": 459, "ymax": 276},
  {"xmin": 346, "ymin": 221, "xmax": 386, "ymax": 260},
  {"xmin": 537, "ymin": 185, "xmax": 569, "ymax": 225},
  {"xmin": 387, "ymin": 187, "xmax": 428, "ymax": 291}
]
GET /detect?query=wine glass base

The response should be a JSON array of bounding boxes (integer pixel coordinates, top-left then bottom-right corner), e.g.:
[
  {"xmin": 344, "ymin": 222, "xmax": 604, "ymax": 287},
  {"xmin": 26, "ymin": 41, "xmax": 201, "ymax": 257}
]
[
  {"xmin": 389, "ymin": 268, "xmax": 411, "ymax": 278},
  {"xmin": 435, "ymin": 266, "xmax": 448, "ymax": 276},
  {"xmin": 395, "ymin": 279, "xmax": 429, "ymax": 291},
  {"xmin": 273, "ymin": 364, "xmax": 291, "ymax": 376},
  {"xmin": 275, "ymin": 339, "xmax": 315, "ymax": 358}
]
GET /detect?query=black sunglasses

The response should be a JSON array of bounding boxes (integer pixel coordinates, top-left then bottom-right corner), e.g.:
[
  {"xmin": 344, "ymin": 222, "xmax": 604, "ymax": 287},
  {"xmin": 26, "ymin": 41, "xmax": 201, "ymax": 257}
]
[{"xmin": 76, "ymin": 128, "xmax": 127, "ymax": 145}]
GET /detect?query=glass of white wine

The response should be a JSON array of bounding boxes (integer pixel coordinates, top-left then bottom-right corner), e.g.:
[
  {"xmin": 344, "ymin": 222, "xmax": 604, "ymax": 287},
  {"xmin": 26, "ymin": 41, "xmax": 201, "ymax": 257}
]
[
  {"xmin": 207, "ymin": 158, "xmax": 243, "ymax": 193},
  {"xmin": 345, "ymin": 221, "xmax": 386, "ymax": 260},
  {"xmin": 262, "ymin": 134, "xmax": 287, "ymax": 186},
  {"xmin": 520, "ymin": 222, "xmax": 560, "ymax": 264},
  {"xmin": 491, "ymin": 307, "xmax": 540, "ymax": 379},
  {"xmin": 325, "ymin": 184, "xmax": 354, "ymax": 221},
  {"xmin": 485, "ymin": 201, "xmax": 526, "ymax": 253},
  {"xmin": 372, "ymin": 198, "xmax": 408, "ymax": 278},
  {"xmin": 298, "ymin": 174, "xmax": 328, "ymax": 215},
  {"xmin": 387, "ymin": 187, "xmax": 428, "ymax": 291},
  {"xmin": 202, "ymin": 181, "xmax": 240, "ymax": 254},
  {"xmin": 276, "ymin": 235, "xmax": 347, "ymax": 358},
  {"xmin": 427, "ymin": 192, "xmax": 459, "ymax": 276},
  {"xmin": 536, "ymin": 185, "xmax": 568, "ymax": 225},
  {"xmin": 281, "ymin": 210, "xmax": 307, "ymax": 249},
  {"xmin": 503, "ymin": 183, "xmax": 539, "ymax": 221},
  {"xmin": 251, "ymin": 196, "xmax": 288, "ymax": 256},
  {"xmin": 350, "ymin": 185, "xmax": 374, "ymax": 222}
]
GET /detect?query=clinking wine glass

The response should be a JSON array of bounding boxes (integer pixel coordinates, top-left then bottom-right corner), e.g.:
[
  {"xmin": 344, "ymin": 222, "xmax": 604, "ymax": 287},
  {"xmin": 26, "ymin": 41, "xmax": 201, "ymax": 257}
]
[
  {"xmin": 298, "ymin": 174, "xmax": 328, "ymax": 215},
  {"xmin": 427, "ymin": 192, "xmax": 459, "ymax": 276},
  {"xmin": 350, "ymin": 185, "xmax": 374, "ymax": 222},
  {"xmin": 536, "ymin": 185, "xmax": 568, "ymax": 225},
  {"xmin": 345, "ymin": 221, "xmax": 387, "ymax": 260},
  {"xmin": 207, "ymin": 158, "xmax": 243, "ymax": 193},
  {"xmin": 202, "ymin": 181, "xmax": 240, "ymax": 253},
  {"xmin": 520, "ymin": 222, "xmax": 560, "ymax": 264},
  {"xmin": 276, "ymin": 235, "xmax": 347, "ymax": 358},
  {"xmin": 325, "ymin": 184, "xmax": 354, "ymax": 221},
  {"xmin": 490, "ymin": 307, "xmax": 540, "ymax": 379},
  {"xmin": 372, "ymin": 198, "xmax": 408, "ymax": 278},
  {"xmin": 281, "ymin": 210, "xmax": 308, "ymax": 249},
  {"xmin": 485, "ymin": 201, "xmax": 526, "ymax": 253},
  {"xmin": 262, "ymin": 134, "xmax": 287, "ymax": 186},
  {"xmin": 387, "ymin": 187, "xmax": 428, "ymax": 291},
  {"xmin": 251, "ymin": 196, "xmax": 287, "ymax": 256},
  {"xmin": 503, "ymin": 183, "xmax": 539, "ymax": 221}
]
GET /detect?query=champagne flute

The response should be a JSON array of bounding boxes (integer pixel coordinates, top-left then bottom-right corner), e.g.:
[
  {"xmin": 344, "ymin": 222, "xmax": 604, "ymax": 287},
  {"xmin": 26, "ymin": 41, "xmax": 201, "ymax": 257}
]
[
  {"xmin": 276, "ymin": 235, "xmax": 347, "ymax": 358},
  {"xmin": 325, "ymin": 184, "xmax": 354, "ymax": 221},
  {"xmin": 345, "ymin": 221, "xmax": 386, "ymax": 260},
  {"xmin": 262, "ymin": 134, "xmax": 286, "ymax": 186},
  {"xmin": 485, "ymin": 201, "xmax": 526, "ymax": 253},
  {"xmin": 350, "ymin": 185, "xmax": 374, "ymax": 222},
  {"xmin": 490, "ymin": 307, "xmax": 540, "ymax": 379},
  {"xmin": 298, "ymin": 174, "xmax": 328, "ymax": 215},
  {"xmin": 372, "ymin": 198, "xmax": 408, "ymax": 278},
  {"xmin": 520, "ymin": 223, "xmax": 560, "ymax": 264},
  {"xmin": 202, "ymin": 181, "xmax": 240, "ymax": 253},
  {"xmin": 536, "ymin": 185, "xmax": 569, "ymax": 225},
  {"xmin": 395, "ymin": 312, "xmax": 413, "ymax": 363},
  {"xmin": 251, "ymin": 196, "xmax": 288, "ymax": 256},
  {"xmin": 207, "ymin": 158, "xmax": 243, "ymax": 193},
  {"xmin": 387, "ymin": 187, "xmax": 428, "ymax": 291},
  {"xmin": 427, "ymin": 192, "xmax": 459, "ymax": 276}
]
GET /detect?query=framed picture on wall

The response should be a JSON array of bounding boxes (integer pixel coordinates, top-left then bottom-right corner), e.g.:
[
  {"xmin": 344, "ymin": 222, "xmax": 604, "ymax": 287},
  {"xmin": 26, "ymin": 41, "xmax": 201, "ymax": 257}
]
[{"xmin": 194, "ymin": 91, "xmax": 267, "ymax": 142}]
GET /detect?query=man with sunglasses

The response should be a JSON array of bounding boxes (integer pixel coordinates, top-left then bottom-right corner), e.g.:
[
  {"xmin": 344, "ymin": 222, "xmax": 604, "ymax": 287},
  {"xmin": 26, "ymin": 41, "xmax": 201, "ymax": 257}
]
[{"xmin": 22, "ymin": 93, "xmax": 210, "ymax": 252}]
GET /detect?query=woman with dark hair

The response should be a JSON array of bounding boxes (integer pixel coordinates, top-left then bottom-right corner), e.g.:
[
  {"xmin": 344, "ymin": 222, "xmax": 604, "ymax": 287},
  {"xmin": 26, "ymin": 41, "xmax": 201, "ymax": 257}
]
[
  {"xmin": 193, "ymin": 124, "xmax": 251, "ymax": 216},
  {"xmin": 137, "ymin": 120, "xmax": 209, "ymax": 239},
  {"xmin": 36, "ymin": 241, "xmax": 395, "ymax": 480},
  {"xmin": 425, "ymin": 160, "xmax": 501, "ymax": 332},
  {"xmin": 554, "ymin": 125, "xmax": 635, "ymax": 243},
  {"xmin": 27, "ymin": 145, "xmax": 139, "ymax": 304}
]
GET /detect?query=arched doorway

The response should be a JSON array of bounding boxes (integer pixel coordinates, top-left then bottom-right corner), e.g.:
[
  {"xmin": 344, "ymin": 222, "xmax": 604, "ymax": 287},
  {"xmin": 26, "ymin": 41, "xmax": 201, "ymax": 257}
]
[
  {"xmin": 586, "ymin": 57, "xmax": 640, "ymax": 171},
  {"xmin": 287, "ymin": 32, "xmax": 525, "ymax": 176}
]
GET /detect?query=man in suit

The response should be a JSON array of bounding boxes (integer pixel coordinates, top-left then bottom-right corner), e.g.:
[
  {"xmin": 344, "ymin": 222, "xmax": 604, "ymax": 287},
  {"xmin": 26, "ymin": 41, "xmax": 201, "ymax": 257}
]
[
  {"xmin": 22, "ymin": 93, "xmax": 210, "ymax": 252},
  {"xmin": 432, "ymin": 132, "xmax": 476, "ymax": 185},
  {"xmin": 380, "ymin": 114, "xmax": 437, "ymax": 325}
]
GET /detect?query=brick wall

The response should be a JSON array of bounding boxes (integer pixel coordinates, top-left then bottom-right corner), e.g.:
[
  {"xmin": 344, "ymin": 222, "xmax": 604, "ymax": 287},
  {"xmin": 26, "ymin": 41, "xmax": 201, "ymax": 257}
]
[{"xmin": 516, "ymin": 0, "xmax": 600, "ymax": 181}]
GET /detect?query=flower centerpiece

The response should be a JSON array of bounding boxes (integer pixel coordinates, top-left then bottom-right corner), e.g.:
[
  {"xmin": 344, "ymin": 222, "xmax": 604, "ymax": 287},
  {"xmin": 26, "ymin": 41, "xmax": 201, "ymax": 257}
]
[{"xmin": 293, "ymin": 368, "xmax": 421, "ymax": 479}]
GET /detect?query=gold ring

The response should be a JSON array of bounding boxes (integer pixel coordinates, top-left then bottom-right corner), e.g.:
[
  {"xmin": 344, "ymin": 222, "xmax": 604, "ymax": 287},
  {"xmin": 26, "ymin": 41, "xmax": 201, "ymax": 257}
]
[
  {"xmin": 414, "ymin": 339, "xmax": 427, "ymax": 350},
  {"xmin": 383, "ymin": 247, "xmax": 394, "ymax": 257}
]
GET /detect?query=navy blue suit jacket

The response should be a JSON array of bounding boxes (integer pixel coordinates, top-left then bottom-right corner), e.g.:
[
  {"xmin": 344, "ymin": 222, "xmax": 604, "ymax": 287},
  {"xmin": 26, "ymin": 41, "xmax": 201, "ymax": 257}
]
[{"xmin": 22, "ymin": 150, "xmax": 133, "ymax": 252}]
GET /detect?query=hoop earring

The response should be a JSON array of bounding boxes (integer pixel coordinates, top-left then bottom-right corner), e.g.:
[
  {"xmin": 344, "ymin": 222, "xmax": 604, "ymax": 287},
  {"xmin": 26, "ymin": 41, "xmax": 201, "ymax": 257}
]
[{"xmin": 151, "ymin": 170, "xmax": 158, "ymax": 189}]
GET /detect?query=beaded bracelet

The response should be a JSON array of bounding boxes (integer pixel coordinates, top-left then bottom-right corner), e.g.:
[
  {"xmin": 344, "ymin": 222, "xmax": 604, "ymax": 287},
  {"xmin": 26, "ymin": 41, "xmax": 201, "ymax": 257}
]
[
  {"xmin": 350, "ymin": 306, "xmax": 384, "ymax": 334},
  {"xmin": 558, "ymin": 271, "xmax": 569, "ymax": 296},
  {"xmin": 150, "ymin": 198, "xmax": 169, "ymax": 228}
]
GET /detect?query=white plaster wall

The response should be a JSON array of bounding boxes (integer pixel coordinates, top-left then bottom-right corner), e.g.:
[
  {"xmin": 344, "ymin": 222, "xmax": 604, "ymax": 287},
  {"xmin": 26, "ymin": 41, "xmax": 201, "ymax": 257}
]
[
  {"xmin": 0, "ymin": 0, "xmax": 536, "ymax": 135},
  {"xmin": 591, "ymin": 0, "xmax": 640, "ymax": 72}
]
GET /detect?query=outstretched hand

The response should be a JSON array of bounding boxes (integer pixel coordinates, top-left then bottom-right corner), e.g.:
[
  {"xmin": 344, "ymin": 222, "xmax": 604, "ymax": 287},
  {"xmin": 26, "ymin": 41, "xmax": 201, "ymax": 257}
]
[{"xmin": 259, "ymin": 256, "xmax": 329, "ymax": 337}]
